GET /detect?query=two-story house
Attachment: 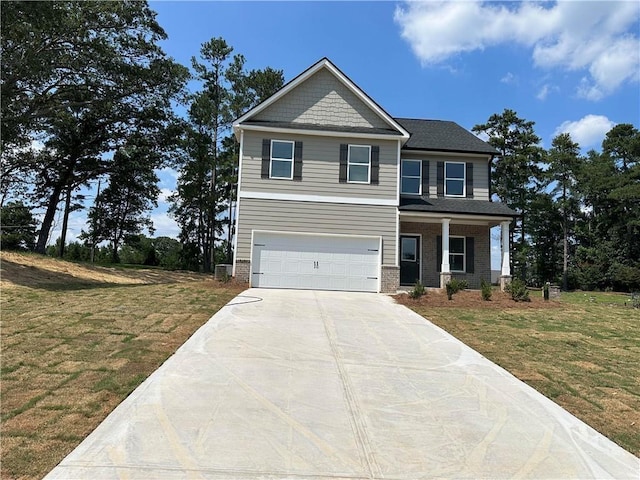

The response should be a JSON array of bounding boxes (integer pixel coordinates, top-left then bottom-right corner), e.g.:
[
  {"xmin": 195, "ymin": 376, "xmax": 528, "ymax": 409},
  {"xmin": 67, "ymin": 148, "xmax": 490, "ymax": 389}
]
[{"xmin": 232, "ymin": 58, "xmax": 517, "ymax": 293}]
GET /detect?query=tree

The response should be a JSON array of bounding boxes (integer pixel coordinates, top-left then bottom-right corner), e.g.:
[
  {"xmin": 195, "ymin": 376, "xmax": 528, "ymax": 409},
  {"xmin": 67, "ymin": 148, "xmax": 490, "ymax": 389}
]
[
  {"xmin": 473, "ymin": 109, "xmax": 543, "ymax": 281},
  {"xmin": 82, "ymin": 140, "xmax": 160, "ymax": 263},
  {"xmin": 546, "ymin": 133, "xmax": 582, "ymax": 290},
  {"xmin": 1, "ymin": 1, "xmax": 188, "ymax": 254},
  {"xmin": 169, "ymin": 39, "xmax": 283, "ymax": 272},
  {"xmin": 0, "ymin": 201, "xmax": 37, "ymax": 250}
]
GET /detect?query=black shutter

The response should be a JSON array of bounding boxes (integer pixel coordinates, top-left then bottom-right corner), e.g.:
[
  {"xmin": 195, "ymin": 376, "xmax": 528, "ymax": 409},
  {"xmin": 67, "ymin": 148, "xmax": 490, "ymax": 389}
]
[
  {"xmin": 261, "ymin": 139, "xmax": 271, "ymax": 179},
  {"xmin": 421, "ymin": 160, "xmax": 429, "ymax": 196},
  {"xmin": 436, "ymin": 235, "xmax": 442, "ymax": 272},
  {"xmin": 466, "ymin": 237, "xmax": 475, "ymax": 273},
  {"xmin": 488, "ymin": 160, "xmax": 493, "ymax": 201},
  {"xmin": 339, "ymin": 144, "xmax": 348, "ymax": 183},
  {"xmin": 466, "ymin": 162, "xmax": 474, "ymax": 198},
  {"xmin": 293, "ymin": 141, "xmax": 303, "ymax": 181},
  {"xmin": 437, "ymin": 161, "xmax": 444, "ymax": 197},
  {"xmin": 370, "ymin": 146, "xmax": 379, "ymax": 185}
]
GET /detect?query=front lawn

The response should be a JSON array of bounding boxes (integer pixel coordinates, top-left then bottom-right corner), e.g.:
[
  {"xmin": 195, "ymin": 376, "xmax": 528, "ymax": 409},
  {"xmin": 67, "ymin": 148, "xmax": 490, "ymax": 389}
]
[
  {"xmin": 0, "ymin": 251, "xmax": 245, "ymax": 480},
  {"xmin": 396, "ymin": 288, "xmax": 640, "ymax": 456}
]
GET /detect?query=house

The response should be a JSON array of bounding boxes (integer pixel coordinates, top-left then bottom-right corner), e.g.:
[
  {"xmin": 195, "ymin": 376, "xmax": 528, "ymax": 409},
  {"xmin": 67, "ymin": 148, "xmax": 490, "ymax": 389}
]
[{"xmin": 232, "ymin": 58, "xmax": 517, "ymax": 293}]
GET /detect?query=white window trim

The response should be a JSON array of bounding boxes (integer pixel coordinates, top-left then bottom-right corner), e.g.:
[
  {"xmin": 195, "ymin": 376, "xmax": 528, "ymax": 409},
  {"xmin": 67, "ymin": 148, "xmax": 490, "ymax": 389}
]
[
  {"xmin": 445, "ymin": 161, "xmax": 466, "ymax": 197},
  {"xmin": 401, "ymin": 159, "xmax": 422, "ymax": 195},
  {"xmin": 269, "ymin": 139, "xmax": 294, "ymax": 180},
  {"xmin": 449, "ymin": 235, "xmax": 466, "ymax": 273},
  {"xmin": 347, "ymin": 144, "xmax": 371, "ymax": 184}
]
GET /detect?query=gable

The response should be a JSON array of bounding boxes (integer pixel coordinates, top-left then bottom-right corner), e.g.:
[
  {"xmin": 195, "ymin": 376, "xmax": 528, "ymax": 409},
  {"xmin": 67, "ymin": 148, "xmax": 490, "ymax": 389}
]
[{"xmin": 253, "ymin": 68, "xmax": 392, "ymax": 130}]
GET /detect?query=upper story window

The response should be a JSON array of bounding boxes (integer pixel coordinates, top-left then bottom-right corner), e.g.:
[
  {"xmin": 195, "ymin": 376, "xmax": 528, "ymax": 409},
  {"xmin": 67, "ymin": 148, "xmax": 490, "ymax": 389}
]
[
  {"xmin": 449, "ymin": 236, "xmax": 466, "ymax": 272},
  {"xmin": 347, "ymin": 145, "xmax": 371, "ymax": 183},
  {"xmin": 401, "ymin": 159, "xmax": 421, "ymax": 195},
  {"xmin": 270, "ymin": 140, "xmax": 294, "ymax": 179},
  {"xmin": 445, "ymin": 161, "xmax": 465, "ymax": 197}
]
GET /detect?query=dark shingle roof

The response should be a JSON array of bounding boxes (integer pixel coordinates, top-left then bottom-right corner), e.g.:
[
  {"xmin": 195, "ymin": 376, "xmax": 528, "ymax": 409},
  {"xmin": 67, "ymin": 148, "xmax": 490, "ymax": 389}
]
[
  {"xmin": 399, "ymin": 197, "xmax": 517, "ymax": 217},
  {"xmin": 395, "ymin": 118, "xmax": 498, "ymax": 155}
]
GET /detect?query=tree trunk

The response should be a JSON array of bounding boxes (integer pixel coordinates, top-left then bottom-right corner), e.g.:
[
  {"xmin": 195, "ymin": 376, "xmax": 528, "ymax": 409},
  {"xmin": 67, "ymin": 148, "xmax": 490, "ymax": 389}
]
[
  {"xmin": 35, "ymin": 182, "xmax": 64, "ymax": 254},
  {"xmin": 58, "ymin": 187, "xmax": 72, "ymax": 258}
]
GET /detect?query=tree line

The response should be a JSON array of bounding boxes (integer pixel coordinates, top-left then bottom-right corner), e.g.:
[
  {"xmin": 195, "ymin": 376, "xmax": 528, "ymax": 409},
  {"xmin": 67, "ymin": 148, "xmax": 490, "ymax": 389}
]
[
  {"xmin": 1, "ymin": 1, "xmax": 282, "ymax": 270},
  {"xmin": 1, "ymin": 1, "xmax": 638, "ymax": 291},
  {"xmin": 473, "ymin": 111, "xmax": 639, "ymax": 292}
]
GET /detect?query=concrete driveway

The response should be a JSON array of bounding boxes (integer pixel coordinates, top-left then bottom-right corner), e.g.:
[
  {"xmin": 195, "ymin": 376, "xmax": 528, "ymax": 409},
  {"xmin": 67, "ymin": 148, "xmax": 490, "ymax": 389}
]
[{"xmin": 45, "ymin": 289, "xmax": 638, "ymax": 479}]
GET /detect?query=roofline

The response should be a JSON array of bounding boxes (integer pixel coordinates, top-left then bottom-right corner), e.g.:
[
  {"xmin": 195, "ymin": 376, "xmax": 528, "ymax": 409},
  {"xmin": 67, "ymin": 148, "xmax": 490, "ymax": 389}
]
[
  {"xmin": 398, "ymin": 211, "xmax": 519, "ymax": 223},
  {"xmin": 401, "ymin": 147, "xmax": 496, "ymax": 158},
  {"xmin": 236, "ymin": 124, "xmax": 406, "ymax": 141},
  {"xmin": 233, "ymin": 58, "xmax": 410, "ymax": 141}
]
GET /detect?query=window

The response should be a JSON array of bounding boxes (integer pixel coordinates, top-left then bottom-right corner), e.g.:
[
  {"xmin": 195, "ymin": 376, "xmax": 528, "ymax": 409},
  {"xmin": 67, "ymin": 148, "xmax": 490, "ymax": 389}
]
[
  {"xmin": 445, "ymin": 162, "xmax": 465, "ymax": 196},
  {"xmin": 270, "ymin": 140, "xmax": 294, "ymax": 179},
  {"xmin": 401, "ymin": 159, "xmax": 421, "ymax": 195},
  {"xmin": 450, "ymin": 236, "xmax": 465, "ymax": 272},
  {"xmin": 348, "ymin": 145, "xmax": 371, "ymax": 183}
]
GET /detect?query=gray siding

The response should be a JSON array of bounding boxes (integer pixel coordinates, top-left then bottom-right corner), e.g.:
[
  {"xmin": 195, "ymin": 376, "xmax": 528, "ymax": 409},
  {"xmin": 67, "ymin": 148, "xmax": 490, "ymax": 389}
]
[
  {"xmin": 237, "ymin": 197, "xmax": 397, "ymax": 265},
  {"xmin": 240, "ymin": 130, "xmax": 398, "ymax": 200},
  {"xmin": 254, "ymin": 68, "xmax": 390, "ymax": 129},
  {"xmin": 401, "ymin": 152, "xmax": 490, "ymax": 201}
]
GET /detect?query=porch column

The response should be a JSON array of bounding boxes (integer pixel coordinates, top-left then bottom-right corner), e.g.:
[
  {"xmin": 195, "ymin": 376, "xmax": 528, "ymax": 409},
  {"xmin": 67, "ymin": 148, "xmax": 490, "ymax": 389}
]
[
  {"xmin": 440, "ymin": 218, "xmax": 451, "ymax": 288},
  {"xmin": 500, "ymin": 220, "xmax": 512, "ymax": 291}
]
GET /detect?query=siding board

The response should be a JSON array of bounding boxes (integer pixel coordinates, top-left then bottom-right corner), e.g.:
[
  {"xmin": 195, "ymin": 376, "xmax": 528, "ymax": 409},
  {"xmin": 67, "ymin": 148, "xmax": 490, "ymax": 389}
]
[{"xmin": 237, "ymin": 197, "xmax": 396, "ymax": 265}]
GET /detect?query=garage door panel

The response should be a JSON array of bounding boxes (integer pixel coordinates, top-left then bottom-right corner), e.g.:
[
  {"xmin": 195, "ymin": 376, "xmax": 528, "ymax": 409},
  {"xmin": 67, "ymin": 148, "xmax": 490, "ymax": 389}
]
[{"xmin": 252, "ymin": 232, "xmax": 380, "ymax": 292}]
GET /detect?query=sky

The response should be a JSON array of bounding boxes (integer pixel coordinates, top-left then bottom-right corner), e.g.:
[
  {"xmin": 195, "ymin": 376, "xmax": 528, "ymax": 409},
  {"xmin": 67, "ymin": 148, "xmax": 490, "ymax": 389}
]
[{"xmin": 54, "ymin": 0, "xmax": 640, "ymax": 267}]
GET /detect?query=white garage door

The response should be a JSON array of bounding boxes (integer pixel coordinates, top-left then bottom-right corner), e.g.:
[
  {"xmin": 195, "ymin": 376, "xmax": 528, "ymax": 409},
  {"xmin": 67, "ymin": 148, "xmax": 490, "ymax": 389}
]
[{"xmin": 251, "ymin": 231, "xmax": 380, "ymax": 292}]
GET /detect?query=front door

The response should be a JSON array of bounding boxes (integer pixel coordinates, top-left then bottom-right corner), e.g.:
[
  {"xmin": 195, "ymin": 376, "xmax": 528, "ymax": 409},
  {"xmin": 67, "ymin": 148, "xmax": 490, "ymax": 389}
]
[{"xmin": 400, "ymin": 235, "xmax": 420, "ymax": 285}]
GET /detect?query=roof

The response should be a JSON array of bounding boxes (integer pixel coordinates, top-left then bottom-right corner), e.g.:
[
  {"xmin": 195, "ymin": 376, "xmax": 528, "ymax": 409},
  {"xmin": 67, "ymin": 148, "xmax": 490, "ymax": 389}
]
[
  {"xmin": 399, "ymin": 197, "xmax": 518, "ymax": 217},
  {"xmin": 395, "ymin": 118, "xmax": 499, "ymax": 155},
  {"xmin": 234, "ymin": 58, "xmax": 410, "ymax": 140}
]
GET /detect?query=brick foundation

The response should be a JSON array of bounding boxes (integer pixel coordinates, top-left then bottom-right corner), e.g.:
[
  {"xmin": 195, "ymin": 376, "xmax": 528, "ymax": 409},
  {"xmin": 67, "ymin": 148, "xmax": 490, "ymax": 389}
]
[
  {"xmin": 234, "ymin": 259, "xmax": 250, "ymax": 283},
  {"xmin": 381, "ymin": 265, "xmax": 400, "ymax": 293}
]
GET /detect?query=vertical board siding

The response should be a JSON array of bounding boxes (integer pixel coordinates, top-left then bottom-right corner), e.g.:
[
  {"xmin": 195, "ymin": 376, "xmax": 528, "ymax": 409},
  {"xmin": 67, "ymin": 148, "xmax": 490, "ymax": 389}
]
[{"xmin": 237, "ymin": 197, "xmax": 397, "ymax": 265}]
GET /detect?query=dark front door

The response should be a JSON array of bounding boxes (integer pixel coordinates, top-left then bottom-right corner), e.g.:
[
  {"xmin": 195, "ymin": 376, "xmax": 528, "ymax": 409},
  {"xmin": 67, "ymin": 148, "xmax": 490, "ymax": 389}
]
[{"xmin": 400, "ymin": 235, "xmax": 420, "ymax": 285}]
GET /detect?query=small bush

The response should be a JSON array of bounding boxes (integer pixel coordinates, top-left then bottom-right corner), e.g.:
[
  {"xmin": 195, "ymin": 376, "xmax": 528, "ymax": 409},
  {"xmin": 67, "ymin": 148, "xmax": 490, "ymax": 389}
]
[
  {"xmin": 446, "ymin": 278, "xmax": 468, "ymax": 300},
  {"xmin": 480, "ymin": 279, "xmax": 492, "ymax": 301},
  {"xmin": 506, "ymin": 278, "xmax": 530, "ymax": 302},
  {"xmin": 409, "ymin": 281, "xmax": 426, "ymax": 299}
]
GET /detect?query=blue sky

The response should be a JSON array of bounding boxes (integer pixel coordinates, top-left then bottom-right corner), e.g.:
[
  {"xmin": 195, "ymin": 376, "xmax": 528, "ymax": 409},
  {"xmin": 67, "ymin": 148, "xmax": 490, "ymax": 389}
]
[{"xmin": 57, "ymin": 1, "xmax": 640, "ymax": 266}]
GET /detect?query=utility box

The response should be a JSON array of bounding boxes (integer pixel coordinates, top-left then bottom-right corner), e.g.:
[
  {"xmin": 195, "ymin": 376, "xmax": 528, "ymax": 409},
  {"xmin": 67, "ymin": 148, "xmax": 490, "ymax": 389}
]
[{"xmin": 214, "ymin": 264, "xmax": 232, "ymax": 280}]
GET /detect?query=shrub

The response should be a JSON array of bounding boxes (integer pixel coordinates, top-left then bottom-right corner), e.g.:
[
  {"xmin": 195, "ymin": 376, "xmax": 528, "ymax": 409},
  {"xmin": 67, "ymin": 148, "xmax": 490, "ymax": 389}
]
[
  {"xmin": 409, "ymin": 281, "xmax": 426, "ymax": 299},
  {"xmin": 506, "ymin": 278, "xmax": 530, "ymax": 302},
  {"xmin": 480, "ymin": 279, "xmax": 492, "ymax": 301},
  {"xmin": 445, "ymin": 278, "xmax": 468, "ymax": 300}
]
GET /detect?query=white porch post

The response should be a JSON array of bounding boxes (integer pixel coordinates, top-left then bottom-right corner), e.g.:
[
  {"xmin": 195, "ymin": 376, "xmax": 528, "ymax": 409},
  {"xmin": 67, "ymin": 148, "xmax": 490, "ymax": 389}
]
[
  {"xmin": 500, "ymin": 220, "xmax": 512, "ymax": 291},
  {"xmin": 440, "ymin": 218, "xmax": 451, "ymax": 288}
]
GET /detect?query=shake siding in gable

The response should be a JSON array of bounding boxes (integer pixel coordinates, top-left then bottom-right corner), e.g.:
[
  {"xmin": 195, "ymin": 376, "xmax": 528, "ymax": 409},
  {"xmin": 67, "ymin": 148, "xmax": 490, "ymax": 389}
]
[
  {"xmin": 253, "ymin": 68, "xmax": 390, "ymax": 130},
  {"xmin": 236, "ymin": 197, "xmax": 397, "ymax": 265},
  {"xmin": 241, "ymin": 131, "xmax": 398, "ymax": 200}
]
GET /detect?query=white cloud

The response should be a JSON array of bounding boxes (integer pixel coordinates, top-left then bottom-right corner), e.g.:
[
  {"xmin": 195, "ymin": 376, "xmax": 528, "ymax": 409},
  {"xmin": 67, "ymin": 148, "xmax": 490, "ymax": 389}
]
[
  {"xmin": 158, "ymin": 188, "xmax": 174, "ymax": 204},
  {"xmin": 536, "ymin": 83, "xmax": 559, "ymax": 101},
  {"xmin": 394, "ymin": 1, "xmax": 640, "ymax": 100},
  {"xmin": 150, "ymin": 212, "xmax": 180, "ymax": 239},
  {"xmin": 554, "ymin": 114, "xmax": 615, "ymax": 149},
  {"xmin": 500, "ymin": 72, "xmax": 517, "ymax": 84}
]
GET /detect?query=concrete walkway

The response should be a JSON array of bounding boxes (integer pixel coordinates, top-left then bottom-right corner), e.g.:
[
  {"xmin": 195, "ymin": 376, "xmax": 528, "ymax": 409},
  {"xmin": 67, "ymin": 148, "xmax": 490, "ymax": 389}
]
[{"xmin": 45, "ymin": 289, "xmax": 639, "ymax": 479}]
